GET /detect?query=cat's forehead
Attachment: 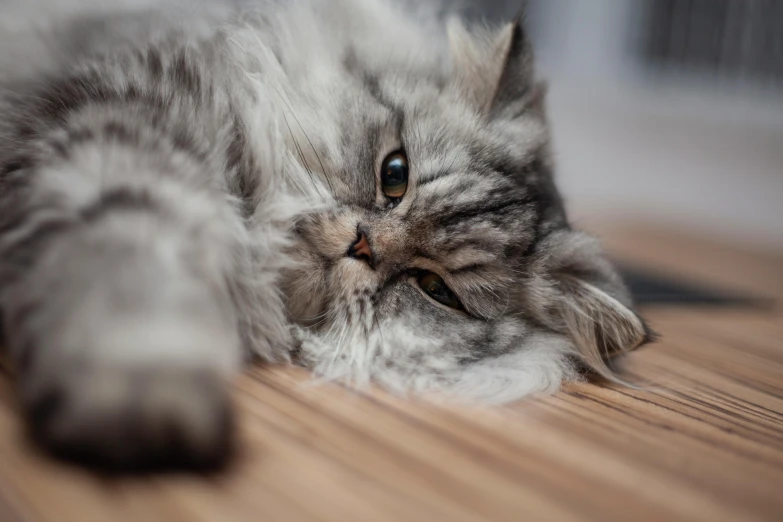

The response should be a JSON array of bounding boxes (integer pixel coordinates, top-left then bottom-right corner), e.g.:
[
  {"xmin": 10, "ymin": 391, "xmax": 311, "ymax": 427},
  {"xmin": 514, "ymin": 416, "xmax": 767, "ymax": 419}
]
[{"xmin": 355, "ymin": 69, "xmax": 548, "ymax": 172}]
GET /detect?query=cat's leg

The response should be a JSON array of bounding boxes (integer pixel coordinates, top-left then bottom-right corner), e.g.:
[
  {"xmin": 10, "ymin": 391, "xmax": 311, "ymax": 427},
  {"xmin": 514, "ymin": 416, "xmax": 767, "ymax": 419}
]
[{"xmin": 0, "ymin": 167, "xmax": 251, "ymax": 469}]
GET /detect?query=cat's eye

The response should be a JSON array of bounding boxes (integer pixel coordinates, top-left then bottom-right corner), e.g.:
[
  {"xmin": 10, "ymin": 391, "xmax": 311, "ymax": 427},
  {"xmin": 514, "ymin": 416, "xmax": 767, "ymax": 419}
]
[
  {"xmin": 381, "ymin": 151, "xmax": 409, "ymax": 199},
  {"xmin": 417, "ymin": 272, "xmax": 461, "ymax": 310}
]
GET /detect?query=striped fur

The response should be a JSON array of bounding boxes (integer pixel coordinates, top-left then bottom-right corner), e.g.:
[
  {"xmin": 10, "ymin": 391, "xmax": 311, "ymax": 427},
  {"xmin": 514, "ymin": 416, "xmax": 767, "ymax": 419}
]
[{"xmin": 0, "ymin": 0, "xmax": 650, "ymax": 469}]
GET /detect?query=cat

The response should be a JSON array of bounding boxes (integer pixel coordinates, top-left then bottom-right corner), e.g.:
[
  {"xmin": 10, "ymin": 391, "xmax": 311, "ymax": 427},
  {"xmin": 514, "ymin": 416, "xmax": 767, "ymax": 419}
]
[{"xmin": 0, "ymin": 0, "xmax": 652, "ymax": 470}]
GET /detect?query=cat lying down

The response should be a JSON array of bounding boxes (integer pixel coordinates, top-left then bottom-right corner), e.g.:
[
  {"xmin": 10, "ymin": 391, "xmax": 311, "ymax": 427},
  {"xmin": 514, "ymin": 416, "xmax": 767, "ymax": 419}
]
[{"xmin": 0, "ymin": 0, "xmax": 651, "ymax": 469}]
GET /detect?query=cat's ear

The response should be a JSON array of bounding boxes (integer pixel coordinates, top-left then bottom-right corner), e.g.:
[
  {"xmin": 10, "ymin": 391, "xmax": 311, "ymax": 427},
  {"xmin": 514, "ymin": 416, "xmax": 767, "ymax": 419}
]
[
  {"xmin": 528, "ymin": 231, "xmax": 654, "ymax": 381},
  {"xmin": 448, "ymin": 15, "xmax": 544, "ymax": 119}
]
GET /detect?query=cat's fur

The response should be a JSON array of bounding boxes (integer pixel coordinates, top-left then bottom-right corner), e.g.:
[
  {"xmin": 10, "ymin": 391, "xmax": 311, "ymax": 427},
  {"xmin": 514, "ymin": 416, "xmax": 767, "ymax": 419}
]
[{"xmin": 0, "ymin": 0, "xmax": 651, "ymax": 469}]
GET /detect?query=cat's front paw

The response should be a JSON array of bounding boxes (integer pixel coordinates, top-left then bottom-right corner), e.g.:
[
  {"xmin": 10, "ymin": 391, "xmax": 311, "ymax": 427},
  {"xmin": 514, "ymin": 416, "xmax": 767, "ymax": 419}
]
[{"xmin": 22, "ymin": 366, "xmax": 235, "ymax": 471}]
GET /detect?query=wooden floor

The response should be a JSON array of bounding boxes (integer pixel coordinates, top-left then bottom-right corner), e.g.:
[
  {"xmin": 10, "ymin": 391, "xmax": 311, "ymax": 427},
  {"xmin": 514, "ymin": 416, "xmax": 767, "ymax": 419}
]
[{"xmin": 0, "ymin": 224, "xmax": 781, "ymax": 522}]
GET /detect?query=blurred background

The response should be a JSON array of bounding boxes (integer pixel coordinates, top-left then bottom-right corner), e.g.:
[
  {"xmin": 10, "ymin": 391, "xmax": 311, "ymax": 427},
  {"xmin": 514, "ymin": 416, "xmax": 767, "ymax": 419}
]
[{"xmin": 466, "ymin": 0, "xmax": 783, "ymax": 252}]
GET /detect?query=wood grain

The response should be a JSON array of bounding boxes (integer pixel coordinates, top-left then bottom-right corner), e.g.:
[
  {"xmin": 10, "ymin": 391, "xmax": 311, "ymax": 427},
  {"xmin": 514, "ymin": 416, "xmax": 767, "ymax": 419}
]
[{"xmin": 0, "ymin": 224, "xmax": 781, "ymax": 522}]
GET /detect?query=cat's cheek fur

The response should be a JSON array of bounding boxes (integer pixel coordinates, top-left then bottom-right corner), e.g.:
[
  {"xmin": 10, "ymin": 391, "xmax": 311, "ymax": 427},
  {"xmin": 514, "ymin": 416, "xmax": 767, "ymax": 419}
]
[
  {"xmin": 296, "ymin": 317, "xmax": 576, "ymax": 404},
  {"xmin": 444, "ymin": 334, "xmax": 576, "ymax": 403}
]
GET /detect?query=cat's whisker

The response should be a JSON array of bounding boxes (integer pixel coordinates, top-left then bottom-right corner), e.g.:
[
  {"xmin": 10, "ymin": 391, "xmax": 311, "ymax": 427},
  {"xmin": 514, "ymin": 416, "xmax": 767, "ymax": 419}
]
[
  {"xmin": 489, "ymin": 290, "xmax": 512, "ymax": 321},
  {"xmin": 296, "ymin": 310, "xmax": 329, "ymax": 322},
  {"xmin": 273, "ymin": 87, "xmax": 335, "ymax": 195},
  {"xmin": 281, "ymin": 111, "xmax": 320, "ymax": 196},
  {"xmin": 322, "ymin": 308, "xmax": 342, "ymax": 341}
]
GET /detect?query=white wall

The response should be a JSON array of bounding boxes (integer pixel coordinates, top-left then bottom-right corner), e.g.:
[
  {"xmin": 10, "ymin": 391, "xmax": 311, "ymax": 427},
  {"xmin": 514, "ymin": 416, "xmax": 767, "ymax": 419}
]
[{"xmin": 528, "ymin": 0, "xmax": 783, "ymax": 251}]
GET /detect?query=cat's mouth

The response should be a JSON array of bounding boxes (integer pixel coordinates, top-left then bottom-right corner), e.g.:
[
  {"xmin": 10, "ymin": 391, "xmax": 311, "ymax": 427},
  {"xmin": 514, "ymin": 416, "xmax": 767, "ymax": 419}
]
[
  {"xmin": 286, "ymin": 259, "xmax": 381, "ymax": 330},
  {"xmin": 283, "ymin": 218, "xmax": 381, "ymax": 332}
]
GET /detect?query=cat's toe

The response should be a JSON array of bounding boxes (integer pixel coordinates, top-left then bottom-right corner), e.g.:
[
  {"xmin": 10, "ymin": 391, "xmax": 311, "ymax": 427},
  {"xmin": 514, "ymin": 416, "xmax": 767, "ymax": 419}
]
[{"xmin": 23, "ymin": 366, "xmax": 235, "ymax": 471}]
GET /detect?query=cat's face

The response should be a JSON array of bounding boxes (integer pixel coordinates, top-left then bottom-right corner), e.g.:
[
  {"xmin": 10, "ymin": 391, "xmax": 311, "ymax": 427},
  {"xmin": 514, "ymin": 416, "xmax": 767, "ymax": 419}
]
[
  {"xmin": 274, "ymin": 2, "xmax": 649, "ymax": 400},
  {"xmin": 284, "ymin": 58, "xmax": 550, "ymax": 366}
]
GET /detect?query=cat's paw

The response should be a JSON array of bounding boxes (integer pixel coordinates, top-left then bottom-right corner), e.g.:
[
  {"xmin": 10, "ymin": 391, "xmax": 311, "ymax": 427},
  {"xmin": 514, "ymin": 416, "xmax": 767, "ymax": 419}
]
[{"xmin": 22, "ymin": 366, "xmax": 235, "ymax": 471}]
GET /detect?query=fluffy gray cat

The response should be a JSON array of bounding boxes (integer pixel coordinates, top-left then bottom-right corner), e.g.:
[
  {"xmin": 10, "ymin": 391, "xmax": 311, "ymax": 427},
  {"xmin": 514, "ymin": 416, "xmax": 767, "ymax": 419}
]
[{"xmin": 0, "ymin": 0, "xmax": 651, "ymax": 469}]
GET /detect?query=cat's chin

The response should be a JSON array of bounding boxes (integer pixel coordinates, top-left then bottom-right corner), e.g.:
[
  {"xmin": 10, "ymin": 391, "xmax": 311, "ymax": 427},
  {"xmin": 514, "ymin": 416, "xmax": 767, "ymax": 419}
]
[
  {"xmin": 292, "ymin": 323, "xmax": 577, "ymax": 404},
  {"xmin": 282, "ymin": 240, "xmax": 383, "ymax": 326},
  {"xmin": 283, "ymin": 285, "xmax": 328, "ymax": 330}
]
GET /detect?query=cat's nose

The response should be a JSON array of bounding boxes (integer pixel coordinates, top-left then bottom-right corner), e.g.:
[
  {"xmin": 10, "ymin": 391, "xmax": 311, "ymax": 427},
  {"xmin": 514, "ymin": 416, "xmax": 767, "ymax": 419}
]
[{"xmin": 346, "ymin": 228, "xmax": 374, "ymax": 268}]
